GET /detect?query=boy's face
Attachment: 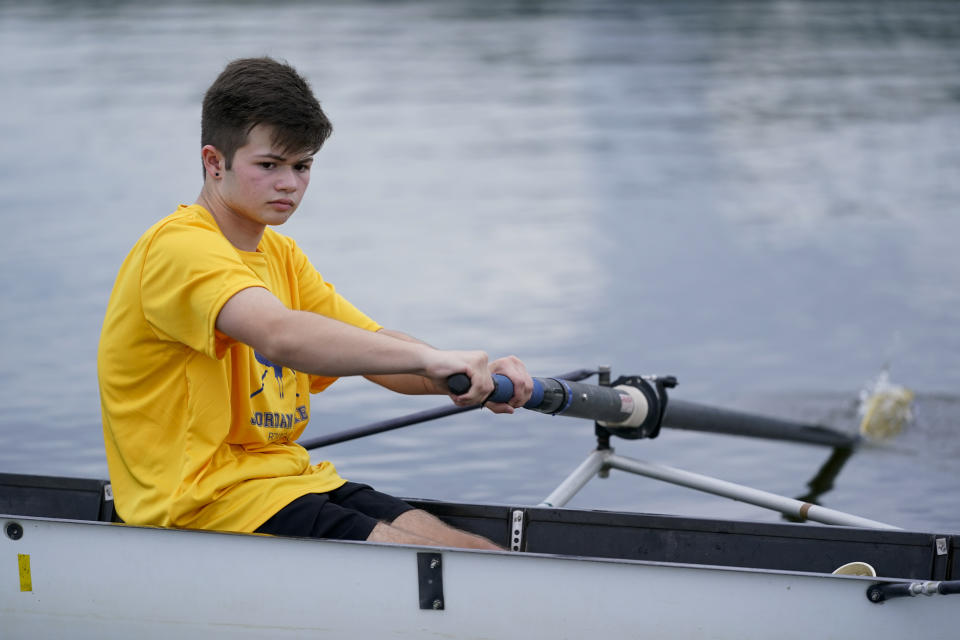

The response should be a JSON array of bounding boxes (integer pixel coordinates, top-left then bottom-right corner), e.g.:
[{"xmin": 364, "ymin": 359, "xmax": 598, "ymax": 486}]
[{"xmin": 219, "ymin": 123, "xmax": 314, "ymax": 228}]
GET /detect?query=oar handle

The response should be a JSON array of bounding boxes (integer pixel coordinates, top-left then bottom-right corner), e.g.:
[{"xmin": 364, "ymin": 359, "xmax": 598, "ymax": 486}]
[{"xmin": 446, "ymin": 373, "xmax": 545, "ymax": 408}]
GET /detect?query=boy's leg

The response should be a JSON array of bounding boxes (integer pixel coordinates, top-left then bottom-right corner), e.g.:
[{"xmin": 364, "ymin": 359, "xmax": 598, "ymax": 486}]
[
  {"xmin": 335, "ymin": 482, "xmax": 502, "ymax": 549},
  {"xmin": 254, "ymin": 491, "xmax": 381, "ymax": 541},
  {"xmin": 378, "ymin": 509, "xmax": 502, "ymax": 550},
  {"xmin": 257, "ymin": 483, "xmax": 502, "ymax": 550}
]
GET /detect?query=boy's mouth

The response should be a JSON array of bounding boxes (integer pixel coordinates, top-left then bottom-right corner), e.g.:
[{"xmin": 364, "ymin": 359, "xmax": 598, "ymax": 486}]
[{"xmin": 268, "ymin": 199, "xmax": 295, "ymax": 210}]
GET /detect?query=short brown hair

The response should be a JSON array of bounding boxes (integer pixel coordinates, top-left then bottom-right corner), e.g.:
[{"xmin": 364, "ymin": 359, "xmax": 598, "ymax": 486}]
[{"xmin": 201, "ymin": 57, "xmax": 332, "ymax": 171}]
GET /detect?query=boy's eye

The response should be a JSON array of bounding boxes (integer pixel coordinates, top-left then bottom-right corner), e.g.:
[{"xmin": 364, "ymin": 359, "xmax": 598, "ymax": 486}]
[
  {"xmin": 295, "ymin": 163, "xmax": 311, "ymax": 172},
  {"xmin": 259, "ymin": 162, "xmax": 276, "ymax": 169}
]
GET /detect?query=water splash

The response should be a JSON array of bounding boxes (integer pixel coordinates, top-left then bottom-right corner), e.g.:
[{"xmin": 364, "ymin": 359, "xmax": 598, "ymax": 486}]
[{"xmin": 858, "ymin": 367, "xmax": 915, "ymax": 441}]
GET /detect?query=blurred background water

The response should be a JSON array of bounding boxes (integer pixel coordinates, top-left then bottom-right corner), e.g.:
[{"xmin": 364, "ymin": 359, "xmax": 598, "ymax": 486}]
[{"xmin": 1, "ymin": 0, "xmax": 958, "ymax": 532}]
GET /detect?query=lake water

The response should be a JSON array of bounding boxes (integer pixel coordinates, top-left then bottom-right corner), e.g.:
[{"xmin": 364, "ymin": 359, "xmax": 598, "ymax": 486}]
[{"xmin": 1, "ymin": 0, "xmax": 958, "ymax": 533}]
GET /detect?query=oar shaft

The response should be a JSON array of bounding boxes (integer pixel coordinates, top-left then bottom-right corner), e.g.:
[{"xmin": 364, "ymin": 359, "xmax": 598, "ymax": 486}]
[
  {"xmin": 521, "ymin": 377, "xmax": 632, "ymax": 422},
  {"xmin": 662, "ymin": 399, "xmax": 858, "ymax": 449}
]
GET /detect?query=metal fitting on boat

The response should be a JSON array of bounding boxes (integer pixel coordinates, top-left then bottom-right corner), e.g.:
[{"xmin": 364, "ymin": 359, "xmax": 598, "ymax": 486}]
[
  {"xmin": 598, "ymin": 375, "xmax": 676, "ymax": 440},
  {"xmin": 5, "ymin": 521, "xmax": 23, "ymax": 540},
  {"xmin": 867, "ymin": 579, "xmax": 960, "ymax": 602}
]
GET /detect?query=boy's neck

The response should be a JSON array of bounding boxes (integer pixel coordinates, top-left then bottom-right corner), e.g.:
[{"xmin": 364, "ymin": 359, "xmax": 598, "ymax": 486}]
[{"xmin": 196, "ymin": 187, "xmax": 265, "ymax": 252}]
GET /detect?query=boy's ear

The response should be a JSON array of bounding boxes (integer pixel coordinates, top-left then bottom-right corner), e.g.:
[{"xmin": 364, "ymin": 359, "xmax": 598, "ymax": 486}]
[{"xmin": 201, "ymin": 145, "xmax": 225, "ymax": 178}]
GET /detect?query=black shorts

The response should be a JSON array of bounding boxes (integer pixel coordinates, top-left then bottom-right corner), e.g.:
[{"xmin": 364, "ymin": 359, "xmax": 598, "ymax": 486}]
[{"xmin": 254, "ymin": 482, "xmax": 414, "ymax": 541}]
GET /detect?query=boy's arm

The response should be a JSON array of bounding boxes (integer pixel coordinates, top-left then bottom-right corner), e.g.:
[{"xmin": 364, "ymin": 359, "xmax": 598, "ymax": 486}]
[
  {"xmin": 362, "ymin": 329, "xmax": 441, "ymax": 395},
  {"xmin": 365, "ymin": 330, "xmax": 533, "ymax": 414},
  {"xmin": 215, "ymin": 286, "xmax": 494, "ymax": 408}
]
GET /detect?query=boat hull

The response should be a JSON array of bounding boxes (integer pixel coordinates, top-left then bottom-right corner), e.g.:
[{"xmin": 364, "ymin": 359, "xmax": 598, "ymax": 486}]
[{"xmin": 3, "ymin": 514, "xmax": 958, "ymax": 639}]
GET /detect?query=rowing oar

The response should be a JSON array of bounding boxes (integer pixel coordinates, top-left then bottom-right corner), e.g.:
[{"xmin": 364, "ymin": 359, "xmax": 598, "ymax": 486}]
[
  {"xmin": 304, "ymin": 370, "xmax": 900, "ymax": 451},
  {"xmin": 298, "ymin": 368, "xmax": 597, "ymax": 450},
  {"xmin": 447, "ymin": 373, "xmax": 861, "ymax": 449}
]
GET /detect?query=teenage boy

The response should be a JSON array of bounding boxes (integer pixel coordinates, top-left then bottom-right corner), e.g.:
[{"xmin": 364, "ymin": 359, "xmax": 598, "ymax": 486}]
[{"xmin": 98, "ymin": 57, "xmax": 532, "ymax": 549}]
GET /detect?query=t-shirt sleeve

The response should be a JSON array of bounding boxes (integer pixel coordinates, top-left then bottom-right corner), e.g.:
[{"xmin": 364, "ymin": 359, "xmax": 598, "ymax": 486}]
[
  {"xmin": 289, "ymin": 240, "xmax": 382, "ymax": 392},
  {"xmin": 141, "ymin": 223, "xmax": 264, "ymax": 360},
  {"xmin": 291, "ymin": 241, "xmax": 381, "ymax": 332}
]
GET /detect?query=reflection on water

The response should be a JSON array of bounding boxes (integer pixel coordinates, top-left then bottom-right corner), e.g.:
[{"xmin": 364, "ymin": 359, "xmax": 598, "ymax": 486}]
[{"xmin": 1, "ymin": 0, "xmax": 958, "ymax": 531}]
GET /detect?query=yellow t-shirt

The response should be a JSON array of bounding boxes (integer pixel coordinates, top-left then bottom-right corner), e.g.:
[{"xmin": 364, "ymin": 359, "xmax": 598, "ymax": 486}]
[{"xmin": 98, "ymin": 204, "xmax": 382, "ymax": 532}]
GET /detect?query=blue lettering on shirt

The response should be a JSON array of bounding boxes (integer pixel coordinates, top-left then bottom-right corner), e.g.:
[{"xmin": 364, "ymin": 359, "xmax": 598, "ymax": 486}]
[{"xmin": 250, "ymin": 406, "xmax": 308, "ymax": 429}]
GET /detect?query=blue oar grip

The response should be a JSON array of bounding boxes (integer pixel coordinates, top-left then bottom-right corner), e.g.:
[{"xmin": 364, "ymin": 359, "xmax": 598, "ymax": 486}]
[
  {"xmin": 489, "ymin": 374, "xmax": 545, "ymax": 408},
  {"xmin": 527, "ymin": 377, "xmax": 545, "ymax": 408},
  {"xmin": 446, "ymin": 373, "xmax": 544, "ymax": 409},
  {"xmin": 488, "ymin": 374, "xmax": 515, "ymax": 403}
]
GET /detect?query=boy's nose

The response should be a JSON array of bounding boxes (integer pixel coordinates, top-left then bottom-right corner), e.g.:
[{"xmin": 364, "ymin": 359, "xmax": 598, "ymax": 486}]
[{"xmin": 275, "ymin": 168, "xmax": 299, "ymax": 191}]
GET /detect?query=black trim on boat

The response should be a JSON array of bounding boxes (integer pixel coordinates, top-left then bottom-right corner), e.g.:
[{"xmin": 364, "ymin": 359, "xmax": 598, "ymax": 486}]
[
  {"xmin": 410, "ymin": 499, "xmax": 954, "ymax": 581},
  {"xmin": 0, "ymin": 472, "xmax": 116, "ymax": 523}
]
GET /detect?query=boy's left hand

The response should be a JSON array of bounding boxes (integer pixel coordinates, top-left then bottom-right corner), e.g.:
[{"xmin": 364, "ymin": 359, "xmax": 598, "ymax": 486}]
[{"xmin": 484, "ymin": 355, "xmax": 533, "ymax": 414}]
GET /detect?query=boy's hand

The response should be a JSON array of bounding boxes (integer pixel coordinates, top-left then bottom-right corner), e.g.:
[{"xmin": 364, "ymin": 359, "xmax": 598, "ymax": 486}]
[
  {"xmin": 484, "ymin": 355, "xmax": 533, "ymax": 414},
  {"xmin": 426, "ymin": 350, "xmax": 532, "ymax": 413},
  {"xmin": 426, "ymin": 350, "xmax": 494, "ymax": 408}
]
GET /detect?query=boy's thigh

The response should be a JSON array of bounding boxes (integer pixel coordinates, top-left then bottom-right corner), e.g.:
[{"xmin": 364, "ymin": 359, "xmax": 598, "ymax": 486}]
[{"xmin": 255, "ymin": 482, "xmax": 414, "ymax": 541}]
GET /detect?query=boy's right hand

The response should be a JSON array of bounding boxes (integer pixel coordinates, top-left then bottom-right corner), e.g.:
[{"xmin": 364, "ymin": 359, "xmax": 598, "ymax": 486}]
[{"xmin": 424, "ymin": 350, "xmax": 494, "ymax": 408}]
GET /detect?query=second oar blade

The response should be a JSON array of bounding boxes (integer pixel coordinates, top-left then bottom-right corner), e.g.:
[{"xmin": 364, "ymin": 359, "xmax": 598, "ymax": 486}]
[{"xmin": 859, "ymin": 385, "xmax": 914, "ymax": 441}]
